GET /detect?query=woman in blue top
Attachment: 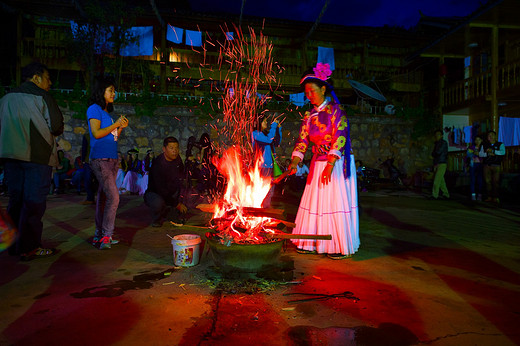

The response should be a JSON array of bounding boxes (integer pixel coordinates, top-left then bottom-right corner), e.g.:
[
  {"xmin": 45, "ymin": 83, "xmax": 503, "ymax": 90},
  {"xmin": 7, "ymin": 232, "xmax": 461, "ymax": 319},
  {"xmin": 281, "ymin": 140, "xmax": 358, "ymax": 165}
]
[
  {"xmin": 252, "ymin": 113, "xmax": 282, "ymax": 207},
  {"xmin": 87, "ymin": 77, "xmax": 129, "ymax": 250}
]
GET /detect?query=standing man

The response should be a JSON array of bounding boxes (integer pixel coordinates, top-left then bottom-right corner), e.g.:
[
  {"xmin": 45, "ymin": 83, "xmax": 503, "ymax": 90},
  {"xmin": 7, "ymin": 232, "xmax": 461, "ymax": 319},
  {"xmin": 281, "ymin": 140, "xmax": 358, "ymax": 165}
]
[
  {"xmin": 431, "ymin": 129, "xmax": 450, "ymax": 200},
  {"xmin": 143, "ymin": 137, "xmax": 187, "ymax": 227},
  {"xmin": 0, "ymin": 62, "xmax": 64, "ymax": 260},
  {"xmin": 479, "ymin": 130, "xmax": 505, "ymax": 203}
]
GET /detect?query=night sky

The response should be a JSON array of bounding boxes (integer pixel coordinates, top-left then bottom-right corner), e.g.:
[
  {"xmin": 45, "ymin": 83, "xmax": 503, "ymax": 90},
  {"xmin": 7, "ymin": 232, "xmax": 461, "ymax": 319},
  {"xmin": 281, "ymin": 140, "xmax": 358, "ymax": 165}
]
[{"xmin": 189, "ymin": 0, "xmax": 487, "ymax": 28}]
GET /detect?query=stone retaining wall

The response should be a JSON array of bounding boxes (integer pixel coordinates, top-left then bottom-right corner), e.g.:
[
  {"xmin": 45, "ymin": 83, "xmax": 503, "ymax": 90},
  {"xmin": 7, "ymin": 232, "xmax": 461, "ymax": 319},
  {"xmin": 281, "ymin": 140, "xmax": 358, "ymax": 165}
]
[{"xmin": 59, "ymin": 105, "xmax": 433, "ymax": 177}]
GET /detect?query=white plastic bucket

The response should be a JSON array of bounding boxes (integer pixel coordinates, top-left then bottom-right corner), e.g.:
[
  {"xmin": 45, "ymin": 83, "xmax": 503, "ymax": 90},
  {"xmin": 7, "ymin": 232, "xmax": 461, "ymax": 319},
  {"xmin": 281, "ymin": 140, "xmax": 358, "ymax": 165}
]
[{"xmin": 172, "ymin": 234, "xmax": 201, "ymax": 267}]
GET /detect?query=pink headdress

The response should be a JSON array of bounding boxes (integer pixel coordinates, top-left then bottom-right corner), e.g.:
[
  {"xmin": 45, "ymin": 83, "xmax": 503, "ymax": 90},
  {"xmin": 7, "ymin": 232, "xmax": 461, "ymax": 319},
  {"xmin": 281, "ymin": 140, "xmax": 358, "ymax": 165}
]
[
  {"xmin": 313, "ymin": 63, "xmax": 332, "ymax": 81},
  {"xmin": 300, "ymin": 62, "xmax": 332, "ymax": 85}
]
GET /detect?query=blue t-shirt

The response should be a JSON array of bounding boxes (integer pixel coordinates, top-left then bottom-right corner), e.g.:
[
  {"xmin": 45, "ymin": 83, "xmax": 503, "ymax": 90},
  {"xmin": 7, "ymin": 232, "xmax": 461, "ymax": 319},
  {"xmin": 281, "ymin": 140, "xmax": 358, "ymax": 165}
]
[{"xmin": 87, "ymin": 104, "xmax": 118, "ymax": 160}]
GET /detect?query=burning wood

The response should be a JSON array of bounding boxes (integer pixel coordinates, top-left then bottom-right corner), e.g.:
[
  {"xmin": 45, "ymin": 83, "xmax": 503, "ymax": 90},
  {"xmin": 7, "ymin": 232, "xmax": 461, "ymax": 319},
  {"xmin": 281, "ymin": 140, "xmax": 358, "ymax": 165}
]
[
  {"xmin": 198, "ymin": 203, "xmax": 296, "ymax": 229},
  {"xmin": 197, "ymin": 204, "xmax": 286, "ymax": 220},
  {"xmin": 205, "ymin": 147, "xmax": 330, "ymax": 246},
  {"xmin": 197, "ymin": 204, "xmax": 283, "ymax": 214}
]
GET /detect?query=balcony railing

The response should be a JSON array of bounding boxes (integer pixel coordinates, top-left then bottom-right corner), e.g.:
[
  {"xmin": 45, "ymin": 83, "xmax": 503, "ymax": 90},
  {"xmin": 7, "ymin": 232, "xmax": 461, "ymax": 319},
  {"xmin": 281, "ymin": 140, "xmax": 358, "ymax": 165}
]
[
  {"xmin": 443, "ymin": 59, "xmax": 520, "ymax": 108},
  {"xmin": 448, "ymin": 146, "xmax": 520, "ymax": 174}
]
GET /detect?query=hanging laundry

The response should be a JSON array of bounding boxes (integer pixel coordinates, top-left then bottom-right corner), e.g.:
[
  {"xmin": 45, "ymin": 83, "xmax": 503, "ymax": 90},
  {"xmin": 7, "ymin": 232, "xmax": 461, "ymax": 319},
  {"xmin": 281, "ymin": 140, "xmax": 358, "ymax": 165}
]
[
  {"xmin": 186, "ymin": 29, "xmax": 202, "ymax": 47},
  {"xmin": 167, "ymin": 25, "xmax": 183, "ymax": 44},
  {"xmin": 498, "ymin": 117, "xmax": 520, "ymax": 146},
  {"xmin": 463, "ymin": 126, "xmax": 472, "ymax": 144},
  {"xmin": 120, "ymin": 26, "xmax": 154, "ymax": 56},
  {"xmin": 317, "ymin": 47, "xmax": 335, "ymax": 71},
  {"xmin": 447, "ymin": 127, "xmax": 455, "ymax": 146},
  {"xmin": 453, "ymin": 127, "xmax": 461, "ymax": 145},
  {"xmin": 289, "ymin": 93, "xmax": 308, "ymax": 107}
]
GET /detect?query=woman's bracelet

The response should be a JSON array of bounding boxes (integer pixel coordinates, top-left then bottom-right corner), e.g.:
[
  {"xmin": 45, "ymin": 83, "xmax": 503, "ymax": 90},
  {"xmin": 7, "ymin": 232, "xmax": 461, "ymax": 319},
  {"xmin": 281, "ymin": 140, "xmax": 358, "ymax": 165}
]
[{"xmin": 327, "ymin": 161, "xmax": 335, "ymax": 166}]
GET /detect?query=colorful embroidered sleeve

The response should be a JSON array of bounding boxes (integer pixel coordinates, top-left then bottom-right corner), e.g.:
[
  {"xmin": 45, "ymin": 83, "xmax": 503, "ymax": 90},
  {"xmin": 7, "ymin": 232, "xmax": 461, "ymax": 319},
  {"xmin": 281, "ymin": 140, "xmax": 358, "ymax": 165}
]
[
  {"xmin": 329, "ymin": 105, "xmax": 349, "ymax": 158},
  {"xmin": 291, "ymin": 111, "xmax": 311, "ymax": 160}
]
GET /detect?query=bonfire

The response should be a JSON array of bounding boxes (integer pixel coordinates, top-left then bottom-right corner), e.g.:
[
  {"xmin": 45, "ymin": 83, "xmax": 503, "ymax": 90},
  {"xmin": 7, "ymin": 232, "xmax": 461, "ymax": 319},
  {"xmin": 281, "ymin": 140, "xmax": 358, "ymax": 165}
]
[{"xmin": 206, "ymin": 147, "xmax": 283, "ymax": 245}]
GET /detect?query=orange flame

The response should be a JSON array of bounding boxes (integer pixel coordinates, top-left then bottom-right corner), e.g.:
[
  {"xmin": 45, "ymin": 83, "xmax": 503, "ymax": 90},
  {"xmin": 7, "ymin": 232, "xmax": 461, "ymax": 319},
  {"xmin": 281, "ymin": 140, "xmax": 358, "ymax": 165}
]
[{"xmin": 211, "ymin": 147, "xmax": 275, "ymax": 243}]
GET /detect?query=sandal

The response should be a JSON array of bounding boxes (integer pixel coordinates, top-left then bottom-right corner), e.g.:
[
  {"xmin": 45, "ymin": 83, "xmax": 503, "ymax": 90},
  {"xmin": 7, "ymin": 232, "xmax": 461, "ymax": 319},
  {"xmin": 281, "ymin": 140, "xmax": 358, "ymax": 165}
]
[
  {"xmin": 21, "ymin": 247, "xmax": 58, "ymax": 261},
  {"xmin": 296, "ymin": 248, "xmax": 317, "ymax": 254}
]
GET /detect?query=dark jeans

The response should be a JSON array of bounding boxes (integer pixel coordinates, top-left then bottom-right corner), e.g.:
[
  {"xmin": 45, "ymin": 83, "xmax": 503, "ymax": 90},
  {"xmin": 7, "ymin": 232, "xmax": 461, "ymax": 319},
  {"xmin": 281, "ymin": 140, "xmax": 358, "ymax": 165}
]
[
  {"xmin": 91, "ymin": 159, "xmax": 119, "ymax": 238},
  {"xmin": 4, "ymin": 160, "xmax": 52, "ymax": 254},
  {"xmin": 483, "ymin": 164, "xmax": 501, "ymax": 198},
  {"xmin": 53, "ymin": 172, "xmax": 68, "ymax": 191},
  {"xmin": 72, "ymin": 169, "xmax": 84, "ymax": 193},
  {"xmin": 143, "ymin": 191, "xmax": 179, "ymax": 224},
  {"xmin": 469, "ymin": 163, "xmax": 483, "ymax": 195}
]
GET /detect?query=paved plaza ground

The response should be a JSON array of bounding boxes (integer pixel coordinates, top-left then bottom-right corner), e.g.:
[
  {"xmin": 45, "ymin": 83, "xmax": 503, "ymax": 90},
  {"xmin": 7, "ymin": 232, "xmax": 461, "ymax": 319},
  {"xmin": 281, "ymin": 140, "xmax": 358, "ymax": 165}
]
[{"xmin": 1, "ymin": 187, "xmax": 519, "ymax": 345}]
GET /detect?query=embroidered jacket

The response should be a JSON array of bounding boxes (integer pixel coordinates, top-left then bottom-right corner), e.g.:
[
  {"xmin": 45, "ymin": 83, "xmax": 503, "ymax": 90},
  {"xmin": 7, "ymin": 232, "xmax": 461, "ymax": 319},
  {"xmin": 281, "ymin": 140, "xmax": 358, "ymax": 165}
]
[{"xmin": 292, "ymin": 101, "xmax": 351, "ymax": 177}]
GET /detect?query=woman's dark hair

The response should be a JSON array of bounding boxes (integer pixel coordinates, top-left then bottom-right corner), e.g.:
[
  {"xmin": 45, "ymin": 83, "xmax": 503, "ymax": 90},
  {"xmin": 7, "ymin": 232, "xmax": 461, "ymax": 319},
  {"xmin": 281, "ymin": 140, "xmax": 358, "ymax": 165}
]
[
  {"xmin": 299, "ymin": 69, "xmax": 332, "ymax": 94},
  {"xmin": 199, "ymin": 133, "xmax": 211, "ymax": 148},
  {"xmin": 88, "ymin": 76, "xmax": 116, "ymax": 112},
  {"xmin": 186, "ymin": 136, "xmax": 197, "ymax": 157},
  {"xmin": 256, "ymin": 113, "xmax": 269, "ymax": 134},
  {"xmin": 198, "ymin": 133, "xmax": 213, "ymax": 163}
]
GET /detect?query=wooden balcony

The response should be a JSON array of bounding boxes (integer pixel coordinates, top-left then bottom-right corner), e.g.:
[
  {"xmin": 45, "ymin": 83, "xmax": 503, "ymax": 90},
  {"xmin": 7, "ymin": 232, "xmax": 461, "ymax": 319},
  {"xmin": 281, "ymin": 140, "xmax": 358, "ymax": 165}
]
[{"xmin": 442, "ymin": 59, "xmax": 520, "ymax": 109}]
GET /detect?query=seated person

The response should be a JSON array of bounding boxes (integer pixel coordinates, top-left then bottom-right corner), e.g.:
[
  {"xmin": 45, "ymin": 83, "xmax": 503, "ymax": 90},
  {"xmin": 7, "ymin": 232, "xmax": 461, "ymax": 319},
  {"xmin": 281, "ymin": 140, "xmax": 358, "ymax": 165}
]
[
  {"xmin": 197, "ymin": 133, "xmax": 223, "ymax": 196},
  {"xmin": 116, "ymin": 151, "xmax": 126, "ymax": 191},
  {"xmin": 143, "ymin": 149, "xmax": 154, "ymax": 173},
  {"xmin": 135, "ymin": 154, "xmax": 149, "ymax": 196},
  {"xmin": 288, "ymin": 160, "xmax": 309, "ymax": 191},
  {"xmin": 185, "ymin": 136, "xmax": 202, "ymax": 188},
  {"xmin": 71, "ymin": 154, "xmax": 85, "ymax": 194},
  {"xmin": 53, "ymin": 150, "xmax": 71, "ymax": 194},
  {"xmin": 136, "ymin": 158, "xmax": 148, "ymax": 196},
  {"xmin": 143, "ymin": 137, "xmax": 187, "ymax": 227},
  {"xmin": 121, "ymin": 149, "xmax": 141, "ymax": 194}
]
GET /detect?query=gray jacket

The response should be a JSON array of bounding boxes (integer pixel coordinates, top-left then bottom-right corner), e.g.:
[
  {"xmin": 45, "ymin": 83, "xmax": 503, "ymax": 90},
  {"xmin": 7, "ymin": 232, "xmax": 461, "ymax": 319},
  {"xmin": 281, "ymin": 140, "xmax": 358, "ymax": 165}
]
[
  {"xmin": 0, "ymin": 82, "xmax": 64, "ymax": 166},
  {"xmin": 432, "ymin": 139, "xmax": 448, "ymax": 165}
]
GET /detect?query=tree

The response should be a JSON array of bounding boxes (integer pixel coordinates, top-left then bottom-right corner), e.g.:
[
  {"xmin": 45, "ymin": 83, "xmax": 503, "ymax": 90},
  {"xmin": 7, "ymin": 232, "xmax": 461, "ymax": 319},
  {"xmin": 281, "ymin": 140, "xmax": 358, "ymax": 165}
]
[{"xmin": 65, "ymin": 0, "xmax": 141, "ymax": 94}]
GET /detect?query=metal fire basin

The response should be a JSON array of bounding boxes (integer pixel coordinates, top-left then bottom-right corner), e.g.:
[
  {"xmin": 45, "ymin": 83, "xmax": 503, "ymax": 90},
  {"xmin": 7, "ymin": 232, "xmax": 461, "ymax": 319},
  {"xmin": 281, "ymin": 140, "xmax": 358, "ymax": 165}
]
[{"xmin": 206, "ymin": 234, "xmax": 283, "ymax": 273}]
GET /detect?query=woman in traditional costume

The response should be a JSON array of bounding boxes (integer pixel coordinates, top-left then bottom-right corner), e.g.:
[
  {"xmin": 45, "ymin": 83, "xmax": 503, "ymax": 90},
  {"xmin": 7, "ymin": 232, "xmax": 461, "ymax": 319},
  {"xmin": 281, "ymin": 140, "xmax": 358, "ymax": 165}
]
[{"xmin": 287, "ymin": 63, "xmax": 359, "ymax": 259}]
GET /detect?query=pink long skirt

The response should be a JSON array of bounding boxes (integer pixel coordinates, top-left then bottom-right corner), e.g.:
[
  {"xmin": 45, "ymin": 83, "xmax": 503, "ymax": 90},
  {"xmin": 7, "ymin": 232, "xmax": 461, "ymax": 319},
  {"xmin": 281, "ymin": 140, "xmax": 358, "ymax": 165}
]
[{"xmin": 291, "ymin": 155, "xmax": 360, "ymax": 256}]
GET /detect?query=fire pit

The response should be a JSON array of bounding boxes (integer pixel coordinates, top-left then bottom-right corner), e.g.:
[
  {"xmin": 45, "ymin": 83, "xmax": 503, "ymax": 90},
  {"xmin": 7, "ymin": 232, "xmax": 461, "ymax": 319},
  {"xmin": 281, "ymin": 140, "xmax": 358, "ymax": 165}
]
[
  {"xmin": 199, "ymin": 148, "xmax": 330, "ymax": 275},
  {"xmin": 206, "ymin": 233, "xmax": 283, "ymax": 273}
]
